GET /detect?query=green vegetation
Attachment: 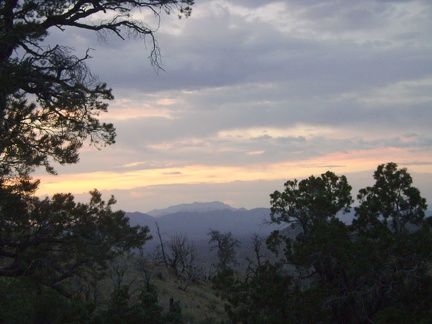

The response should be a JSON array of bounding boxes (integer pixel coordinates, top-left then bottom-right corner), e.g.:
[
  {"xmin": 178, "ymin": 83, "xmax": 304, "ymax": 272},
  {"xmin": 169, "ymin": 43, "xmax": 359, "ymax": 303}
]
[
  {"xmin": 0, "ymin": 252, "xmax": 227, "ymax": 323},
  {"xmin": 0, "ymin": 0, "xmax": 199, "ymax": 322},
  {"xmin": 212, "ymin": 162, "xmax": 432, "ymax": 323}
]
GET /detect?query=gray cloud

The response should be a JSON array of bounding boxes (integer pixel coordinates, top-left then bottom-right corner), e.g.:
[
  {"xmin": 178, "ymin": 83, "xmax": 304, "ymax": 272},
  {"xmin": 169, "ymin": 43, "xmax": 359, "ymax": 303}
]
[
  {"xmin": 45, "ymin": 0, "xmax": 432, "ymax": 100},
  {"xmin": 36, "ymin": 0, "xmax": 432, "ymax": 210}
]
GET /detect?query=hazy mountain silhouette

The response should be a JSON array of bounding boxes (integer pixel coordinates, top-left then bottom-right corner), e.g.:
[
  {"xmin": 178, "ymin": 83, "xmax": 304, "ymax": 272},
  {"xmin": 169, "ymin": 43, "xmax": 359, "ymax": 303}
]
[
  {"xmin": 126, "ymin": 202, "xmax": 277, "ymax": 242},
  {"xmin": 146, "ymin": 201, "xmax": 237, "ymax": 217}
]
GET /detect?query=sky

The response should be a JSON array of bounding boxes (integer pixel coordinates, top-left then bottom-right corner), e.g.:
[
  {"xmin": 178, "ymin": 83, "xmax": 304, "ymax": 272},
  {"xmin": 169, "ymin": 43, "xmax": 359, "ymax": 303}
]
[{"xmin": 36, "ymin": 0, "xmax": 432, "ymax": 213}]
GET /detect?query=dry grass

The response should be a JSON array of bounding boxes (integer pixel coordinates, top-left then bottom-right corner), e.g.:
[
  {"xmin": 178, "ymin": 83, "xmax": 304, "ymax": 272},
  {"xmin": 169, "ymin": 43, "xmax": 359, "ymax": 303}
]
[
  {"xmin": 150, "ymin": 267, "xmax": 228, "ymax": 323},
  {"xmin": 90, "ymin": 255, "xmax": 228, "ymax": 323}
]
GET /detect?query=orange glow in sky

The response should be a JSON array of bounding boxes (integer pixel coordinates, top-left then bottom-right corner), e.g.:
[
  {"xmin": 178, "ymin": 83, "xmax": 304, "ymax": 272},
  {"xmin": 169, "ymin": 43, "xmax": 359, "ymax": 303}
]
[{"xmin": 37, "ymin": 146, "xmax": 431, "ymax": 197}]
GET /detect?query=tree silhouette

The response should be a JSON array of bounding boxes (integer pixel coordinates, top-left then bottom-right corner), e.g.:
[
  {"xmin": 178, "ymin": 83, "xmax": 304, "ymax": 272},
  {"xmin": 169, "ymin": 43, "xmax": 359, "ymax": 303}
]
[
  {"xmin": 0, "ymin": 1, "xmax": 194, "ymax": 319},
  {"xmin": 0, "ymin": 0, "xmax": 194, "ymax": 178},
  {"xmin": 214, "ymin": 163, "xmax": 432, "ymax": 323}
]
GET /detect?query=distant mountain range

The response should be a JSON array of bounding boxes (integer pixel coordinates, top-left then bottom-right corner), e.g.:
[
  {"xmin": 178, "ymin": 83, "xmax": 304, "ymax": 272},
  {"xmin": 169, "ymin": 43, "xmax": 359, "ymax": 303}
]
[
  {"xmin": 126, "ymin": 202, "xmax": 278, "ymax": 243},
  {"xmin": 146, "ymin": 201, "xmax": 238, "ymax": 217},
  {"xmin": 126, "ymin": 202, "xmax": 432, "ymax": 249}
]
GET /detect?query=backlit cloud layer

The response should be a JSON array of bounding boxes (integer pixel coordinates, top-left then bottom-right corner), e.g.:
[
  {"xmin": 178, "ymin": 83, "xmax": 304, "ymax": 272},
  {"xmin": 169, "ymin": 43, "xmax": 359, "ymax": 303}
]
[{"xmin": 37, "ymin": 0, "xmax": 432, "ymax": 212}]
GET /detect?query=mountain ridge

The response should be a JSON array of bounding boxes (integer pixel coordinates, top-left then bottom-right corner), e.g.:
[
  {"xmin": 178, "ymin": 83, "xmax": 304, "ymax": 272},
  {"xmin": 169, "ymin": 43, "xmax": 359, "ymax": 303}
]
[
  {"xmin": 145, "ymin": 201, "xmax": 239, "ymax": 217},
  {"xmin": 126, "ymin": 204, "xmax": 276, "ymax": 244}
]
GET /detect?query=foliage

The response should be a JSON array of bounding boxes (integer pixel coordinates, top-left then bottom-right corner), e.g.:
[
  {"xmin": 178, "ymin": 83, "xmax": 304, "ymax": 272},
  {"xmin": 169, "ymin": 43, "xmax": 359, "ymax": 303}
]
[
  {"xmin": 354, "ymin": 162, "xmax": 427, "ymax": 235},
  {"xmin": 0, "ymin": 181, "xmax": 151, "ymax": 297},
  {"xmin": 0, "ymin": 277, "xmax": 91, "ymax": 323},
  {"xmin": 213, "ymin": 163, "xmax": 432, "ymax": 323},
  {"xmin": 1, "ymin": 249, "xmax": 218, "ymax": 322},
  {"xmin": 347, "ymin": 164, "xmax": 431, "ymax": 321},
  {"xmin": 0, "ymin": 0, "xmax": 194, "ymax": 178},
  {"xmin": 212, "ymin": 265, "xmax": 297, "ymax": 323},
  {"xmin": 92, "ymin": 280, "xmax": 183, "ymax": 323},
  {"xmin": 0, "ymin": 1, "xmax": 195, "ymax": 321},
  {"xmin": 270, "ymin": 171, "xmax": 353, "ymax": 237}
]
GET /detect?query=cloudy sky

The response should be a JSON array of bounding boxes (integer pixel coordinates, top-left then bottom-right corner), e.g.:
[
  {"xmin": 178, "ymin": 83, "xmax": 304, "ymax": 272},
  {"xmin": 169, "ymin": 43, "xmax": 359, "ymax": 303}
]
[{"xmin": 36, "ymin": 0, "xmax": 432, "ymax": 212}]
